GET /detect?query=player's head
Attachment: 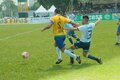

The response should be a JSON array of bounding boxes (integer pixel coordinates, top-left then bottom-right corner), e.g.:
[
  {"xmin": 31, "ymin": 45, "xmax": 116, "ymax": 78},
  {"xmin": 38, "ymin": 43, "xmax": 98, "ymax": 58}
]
[
  {"xmin": 54, "ymin": 9, "xmax": 61, "ymax": 15},
  {"xmin": 62, "ymin": 13, "xmax": 67, "ymax": 17},
  {"xmin": 82, "ymin": 15, "xmax": 89, "ymax": 25}
]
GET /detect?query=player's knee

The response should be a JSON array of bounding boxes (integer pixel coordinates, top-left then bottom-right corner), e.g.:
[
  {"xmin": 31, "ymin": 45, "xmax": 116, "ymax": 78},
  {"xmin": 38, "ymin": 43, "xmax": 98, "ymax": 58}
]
[
  {"xmin": 71, "ymin": 46, "xmax": 76, "ymax": 50},
  {"xmin": 54, "ymin": 44, "xmax": 57, "ymax": 47},
  {"xmin": 117, "ymin": 33, "xmax": 119, "ymax": 35},
  {"xmin": 61, "ymin": 48, "xmax": 65, "ymax": 53}
]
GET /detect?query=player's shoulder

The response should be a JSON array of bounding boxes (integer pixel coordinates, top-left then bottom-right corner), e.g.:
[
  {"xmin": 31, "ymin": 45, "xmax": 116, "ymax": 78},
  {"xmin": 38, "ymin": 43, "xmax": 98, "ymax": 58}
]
[
  {"xmin": 77, "ymin": 25, "xmax": 85, "ymax": 30},
  {"xmin": 50, "ymin": 15, "xmax": 59, "ymax": 21}
]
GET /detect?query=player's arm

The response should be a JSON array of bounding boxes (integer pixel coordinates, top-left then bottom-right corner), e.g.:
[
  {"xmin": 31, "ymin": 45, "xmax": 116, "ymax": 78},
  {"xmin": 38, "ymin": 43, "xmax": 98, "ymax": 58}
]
[
  {"xmin": 64, "ymin": 17, "xmax": 79, "ymax": 27},
  {"xmin": 64, "ymin": 25, "xmax": 84, "ymax": 31},
  {"xmin": 41, "ymin": 21, "xmax": 53, "ymax": 32},
  {"xmin": 64, "ymin": 27, "xmax": 78, "ymax": 31},
  {"xmin": 69, "ymin": 21, "xmax": 79, "ymax": 27},
  {"xmin": 64, "ymin": 25, "xmax": 82, "ymax": 31},
  {"xmin": 95, "ymin": 18, "xmax": 102, "ymax": 26}
]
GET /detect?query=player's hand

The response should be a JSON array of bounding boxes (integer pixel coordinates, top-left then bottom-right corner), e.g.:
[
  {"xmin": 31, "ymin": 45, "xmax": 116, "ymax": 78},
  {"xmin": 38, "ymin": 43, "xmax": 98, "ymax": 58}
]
[
  {"xmin": 72, "ymin": 23, "xmax": 79, "ymax": 27},
  {"xmin": 95, "ymin": 17, "xmax": 102, "ymax": 26},
  {"xmin": 98, "ymin": 17, "xmax": 102, "ymax": 20}
]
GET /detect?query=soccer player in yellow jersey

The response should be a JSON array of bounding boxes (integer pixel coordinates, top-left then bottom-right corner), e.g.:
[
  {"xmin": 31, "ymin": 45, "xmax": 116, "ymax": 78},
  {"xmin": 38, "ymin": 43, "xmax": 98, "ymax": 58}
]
[
  {"xmin": 115, "ymin": 14, "xmax": 120, "ymax": 45},
  {"xmin": 42, "ymin": 9, "xmax": 81, "ymax": 64}
]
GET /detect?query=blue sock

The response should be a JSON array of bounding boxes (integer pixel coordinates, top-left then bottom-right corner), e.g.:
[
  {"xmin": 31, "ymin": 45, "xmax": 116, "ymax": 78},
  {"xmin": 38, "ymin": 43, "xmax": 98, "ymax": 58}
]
[
  {"xmin": 87, "ymin": 54, "xmax": 98, "ymax": 61},
  {"xmin": 76, "ymin": 38, "xmax": 80, "ymax": 41}
]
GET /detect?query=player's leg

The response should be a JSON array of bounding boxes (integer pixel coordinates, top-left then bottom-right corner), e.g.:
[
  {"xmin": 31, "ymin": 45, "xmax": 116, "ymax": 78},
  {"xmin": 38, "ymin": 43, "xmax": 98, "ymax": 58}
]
[
  {"xmin": 115, "ymin": 33, "xmax": 120, "ymax": 45},
  {"xmin": 67, "ymin": 31, "xmax": 75, "ymax": 64},
  {"xmin": 62, "ymin": 47, "xmax": 81, "ymax": 64},
  {"xmin": 68, "ymin": 41, "xmax": 85, "ymax": 64},
  {"xmin": 71, "ymin": 31, "xmax": 80, "ymax": 42},
  {"xmin": 67, "ymin": 31, "xmax": 74, "ymax": 44},
  {"xmin": 67, "ymin": 36, "xmax": 73, "ymax": 44},
  {"xmin": 118, "ymin": 32, "xmax": 120, "ymax": 44},
  {"xmin": 69, "ymin": 45, "xmax": 77, "ymax": 64},
  {"xmin": 59, "ymin": 36, "xmax": 81, "ymax": 64},
  {"xmin": 69, "ymin": 31, "xmax": 81, "ymax": 64},
  {"xmin": 54, "ymin": 36, "xmax": 63, "ymax": 64},
  {"xmin": 67, "ymin": 33, "xmax": 74, "ymax": 64},
  {"xmin": 115, "ymin": 25, "xmax": 120, "ymax": 45},
  {"xmin": 82, "ymin": 42, "xmax": 102, "ymax": 64},
  {"xmin": 55, "ymin": 35, "xmax": 81, "ymax": 64},
  {"xmin": 55, "ymin": 44, "xmax": 62, "ymax": 60},
  {"xmin": 83, "ymin": 52, "xmax": 102, "ymax": 64},
  {"xmin": 67, "ymin": 31, "xmax": 81, "ymax": 64}
]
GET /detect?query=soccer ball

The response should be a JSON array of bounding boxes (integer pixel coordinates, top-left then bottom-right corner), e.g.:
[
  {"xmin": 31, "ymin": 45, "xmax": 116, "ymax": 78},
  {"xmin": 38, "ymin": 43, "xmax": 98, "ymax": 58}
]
[{"xmin": 21, "ymin": 51, "xmax": 29, "ymax": 59}]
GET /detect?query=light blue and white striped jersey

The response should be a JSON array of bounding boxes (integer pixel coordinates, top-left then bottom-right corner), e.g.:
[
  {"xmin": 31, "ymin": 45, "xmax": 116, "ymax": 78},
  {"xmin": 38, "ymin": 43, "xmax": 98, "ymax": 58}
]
[{"xmin": 77, "ymin": 23, "xmax": 96, "ymax": 42}]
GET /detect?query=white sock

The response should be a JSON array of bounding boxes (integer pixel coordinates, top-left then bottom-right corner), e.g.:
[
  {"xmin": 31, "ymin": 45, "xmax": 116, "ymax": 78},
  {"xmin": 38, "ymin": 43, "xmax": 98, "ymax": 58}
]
[
  {"xmin": 116, "ymin": 36, "xmax": 119, "ymax": 43},
  {"xmin": 118, "ymin": 35, "xmax": 120, "ymax": 43},
  {"xmin": 56, "ymin": 47, "xmax": 62, "ymax": 60},
  {"xmin": 64, "ymin": 49, "xmax": 76, "ymax": 59},
  {"xmin": 68, "ymin": 48, "xmax": 73, "ymax": 53}
]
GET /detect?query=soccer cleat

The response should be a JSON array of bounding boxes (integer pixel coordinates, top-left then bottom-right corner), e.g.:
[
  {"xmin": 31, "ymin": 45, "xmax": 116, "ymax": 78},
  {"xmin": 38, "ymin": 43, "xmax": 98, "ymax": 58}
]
[
  {"xmin": 115, "ymin": 42, "xmax": 120, "ymax": 45},
  {"xmin": 76, "ymin": 56, "xmax": 81, "ymax": 64},
  {"xmin": 96, "ymin": 58, "xmax": 102, "ymax": 64},
  {"xmin": 70, "ymin": 57, "xmax": 74, "ymax": 65},
  {"xmin": 56, "ymin": 59, "xmax": 63, "ymax": 64}
]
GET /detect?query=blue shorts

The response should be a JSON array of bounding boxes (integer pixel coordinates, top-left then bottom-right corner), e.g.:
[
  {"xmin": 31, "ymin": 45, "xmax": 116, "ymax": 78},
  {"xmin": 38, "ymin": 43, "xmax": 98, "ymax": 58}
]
[
  {"xmin": 54, "ymin": 35, "xmax": 66, "ymax": 49},
  {"xmin": 67, "ymin": 30, "xmax": 77, "ymax": 38},
  {"xmin": 74, "ymin": 41, "xmax": 90, "ymax": 52},
  {"xmin": 117, "ymin": 25, "xmax": 120, "ymax": 33}
]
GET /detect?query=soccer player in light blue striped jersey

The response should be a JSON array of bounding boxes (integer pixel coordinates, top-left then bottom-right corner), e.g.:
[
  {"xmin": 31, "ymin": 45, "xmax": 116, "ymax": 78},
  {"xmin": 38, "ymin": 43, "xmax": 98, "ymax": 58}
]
[
  {"xmin": 64, "ymin": 16, "xmax": 102, "ymax": 64},
  {"xmin": 115, "ymin": 15, "xmax": 120, "ymax": 45}
]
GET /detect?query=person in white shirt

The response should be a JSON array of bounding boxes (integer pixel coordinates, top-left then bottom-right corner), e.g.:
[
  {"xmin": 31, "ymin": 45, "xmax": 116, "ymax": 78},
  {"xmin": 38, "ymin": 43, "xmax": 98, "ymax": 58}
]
[{"xmin": 65, "ymin": 16, "xmax": 102, "ymax": 64}]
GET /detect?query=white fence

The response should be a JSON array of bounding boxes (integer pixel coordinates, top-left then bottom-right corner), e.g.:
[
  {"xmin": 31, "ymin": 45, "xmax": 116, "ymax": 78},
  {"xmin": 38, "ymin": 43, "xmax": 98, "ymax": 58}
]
[{"xmin": 0, "ymin": 17, "xmax": 50, "ymax": 24}]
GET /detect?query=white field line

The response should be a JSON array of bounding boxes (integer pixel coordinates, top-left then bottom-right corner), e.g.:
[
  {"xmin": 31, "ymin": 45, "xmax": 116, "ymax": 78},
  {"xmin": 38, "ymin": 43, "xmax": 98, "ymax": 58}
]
[{"xmin": 0, "ymin": 28, "xmax": 41, "ymax": 41}]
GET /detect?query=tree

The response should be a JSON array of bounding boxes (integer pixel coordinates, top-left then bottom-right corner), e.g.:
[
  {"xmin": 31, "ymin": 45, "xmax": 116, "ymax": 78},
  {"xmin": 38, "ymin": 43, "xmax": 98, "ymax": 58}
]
[
  {"xmin": 29, "ymin": 2, "xmax": 40, "ymax": 10},
  {"xmin": 0, "ymin": 5, "xmax": 2, "ymax": 11},
  {"xmin": 1, "ymin": 0, "xmax": 17, "ymax": 17},
  {"xmin": 37, "ymin": 0, "xmax": 70, "ymax": 13}
]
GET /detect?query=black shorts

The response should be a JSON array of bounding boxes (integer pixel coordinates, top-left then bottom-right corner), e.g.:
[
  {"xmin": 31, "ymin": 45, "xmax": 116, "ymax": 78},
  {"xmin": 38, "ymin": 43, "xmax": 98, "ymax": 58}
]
[{"xmin": 74, "ymin": 41, "xmax": 90, "ymax": 52}]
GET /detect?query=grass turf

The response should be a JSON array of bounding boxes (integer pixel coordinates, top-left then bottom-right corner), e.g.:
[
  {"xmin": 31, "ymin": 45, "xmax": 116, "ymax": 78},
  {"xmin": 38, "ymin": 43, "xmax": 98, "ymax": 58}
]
[{"xmin": 0, "ymin": 21, "xmax": 120, "ymax": 80}]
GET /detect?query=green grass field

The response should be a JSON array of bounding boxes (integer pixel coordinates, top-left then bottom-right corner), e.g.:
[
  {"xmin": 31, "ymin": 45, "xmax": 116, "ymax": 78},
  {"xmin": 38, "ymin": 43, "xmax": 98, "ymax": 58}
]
[{"xmin": 0, "ymin": 21, "xmax": 120, "ymax": 80}]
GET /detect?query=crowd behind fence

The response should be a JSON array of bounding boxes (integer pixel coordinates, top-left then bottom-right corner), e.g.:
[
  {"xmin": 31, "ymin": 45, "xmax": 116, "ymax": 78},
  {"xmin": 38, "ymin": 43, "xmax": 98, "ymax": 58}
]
[{"xmin": 73, "ymin": 2, "xmax": 120, "ymax": 14}]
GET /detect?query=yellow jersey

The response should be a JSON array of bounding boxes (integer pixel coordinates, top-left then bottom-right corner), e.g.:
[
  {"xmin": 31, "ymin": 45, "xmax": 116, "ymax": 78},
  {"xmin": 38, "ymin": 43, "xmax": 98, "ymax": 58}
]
[{"xmin": 50, "ymin": 14, "xmax": 70, "ymax": 36}]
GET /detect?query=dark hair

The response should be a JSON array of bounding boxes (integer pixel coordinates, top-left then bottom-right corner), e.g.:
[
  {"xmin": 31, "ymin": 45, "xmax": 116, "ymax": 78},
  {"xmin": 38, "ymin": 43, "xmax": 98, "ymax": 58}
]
[
  {"xmin": 83, "ymin": 16, "xmax": 89, "ymax": 20},
  {"xmin": 54, "ymin": 9, "xmax": 61, "ymax": 14}
]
